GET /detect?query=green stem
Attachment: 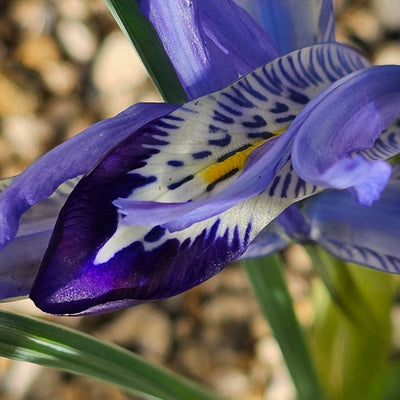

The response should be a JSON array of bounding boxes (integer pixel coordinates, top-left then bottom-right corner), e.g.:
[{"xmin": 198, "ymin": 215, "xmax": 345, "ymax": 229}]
[
  {"xmin": 306, "ymin": 245, "xmax": 377, "ymax": 330},
  {"xmin": 243, "ymin": 254, "xmax": 323, "ymax": 400},
  {"xmin": 104, "ymin": 0, "xmax": 188, "ymax": 104}
]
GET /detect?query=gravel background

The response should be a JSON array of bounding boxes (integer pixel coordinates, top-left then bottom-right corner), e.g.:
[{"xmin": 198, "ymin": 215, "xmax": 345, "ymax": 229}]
[{"xmin": 0, "ymin": 1, "xmax": 399, "ymax": 399}]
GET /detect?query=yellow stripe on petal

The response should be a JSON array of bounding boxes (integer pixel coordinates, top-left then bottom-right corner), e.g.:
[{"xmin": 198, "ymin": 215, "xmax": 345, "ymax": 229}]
[
  {"xmin": 201, "ymin": 139, "xmax": 265, "ymax": 183},
  {"xmin": 201, "ymin": 128, "xmax": 286, "ymax": 189}
]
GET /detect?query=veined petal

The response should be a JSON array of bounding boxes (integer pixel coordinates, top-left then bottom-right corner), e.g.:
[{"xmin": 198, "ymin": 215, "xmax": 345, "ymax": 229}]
[
  {"xmin": 362, "ymin": 119, "xmax": 400, "ymax": 161},
  {"xmin": 237, "ymin": 0, "xmax": 335, "ymax": 54},
  {"xmin": 0, "ymin": 103, "xmax": 177, "ymax": 248},
  {"xmin": 303, "ymin": 165, "xmax": 400, "ymax": 273},
  {"xmin": 291, "ymin": 65, "xmax": 400, "ymax": 205},
  {"xmin": 0, "ymin": 178, "xmax": 76, "ymax": 300},
  {"xmin": 111, "ymin": 43, "xmax": 369, "ymax": 231}
]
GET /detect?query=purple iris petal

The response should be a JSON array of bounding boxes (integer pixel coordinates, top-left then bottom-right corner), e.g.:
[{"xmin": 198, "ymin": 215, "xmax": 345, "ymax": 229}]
[
  {"xmin": 0, "ymin": 103, "xmax": 177, "ymax": 249},
  {"xmin": 140, "ymin": 0, "xmax": 278, "ymax": 99},
  {"xmin": 198, "ymin": 0, "xmax": 279, "ymax": 72},
  {"xmin": 237, "ymin": 0, "xmax": 335, "ymax": 54},
  {"xmin": 303, "ymin": 165, "xmax": 400, "ymax": 273},
  {"xmin": 30, "ymin": 192, "xmax": 264, "ymax": 314},
  {"xmin": 277, "ymin": 204, "xmax": 311, "ymax": 241},
  {"xmin": 291, "ymin": 65, "xmax": 400, "ymax": 205}
]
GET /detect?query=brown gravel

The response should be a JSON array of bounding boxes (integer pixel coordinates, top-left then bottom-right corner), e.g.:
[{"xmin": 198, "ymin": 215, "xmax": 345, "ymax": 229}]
[{"xmin": 0, "ymin": 1, "xmax": 399, "ymax": 399}]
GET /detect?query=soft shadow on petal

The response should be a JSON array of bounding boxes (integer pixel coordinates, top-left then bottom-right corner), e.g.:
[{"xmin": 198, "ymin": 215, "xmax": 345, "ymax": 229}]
[
  {"xmin": 241, "ymin": 220, "xmax": 290, "ymax": 259},
  {"xmin": 237, "ymin": 0, "xmax": 335, "ymax": 54},
  {"xmin": 0, "ymin": 103, "xmax": 177, "ymax": 248},
  {"xmin": 303, "ymin": 165, "xmax": 400, "ymax": 274},
  {"xmin": 291, "ymin": 65, "xmax": 400, "ymax": 205},
  {"xmin": 0, "ymin": 178, "xmax": 77, "ymax": 300},
  {"xmin": 199, "ymin": 0, "xmax": 279, "ymax": 74}
]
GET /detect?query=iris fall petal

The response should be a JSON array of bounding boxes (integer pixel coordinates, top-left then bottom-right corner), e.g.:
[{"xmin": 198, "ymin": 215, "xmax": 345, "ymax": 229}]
[{"xmin": 29, "ymin": 43, "xmax": 371, "ymax": 314}]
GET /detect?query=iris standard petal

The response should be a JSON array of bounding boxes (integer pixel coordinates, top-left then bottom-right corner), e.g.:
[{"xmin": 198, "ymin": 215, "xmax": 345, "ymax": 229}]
[
  {"xmin": 198, "ymin": 0, "xmax": 279, "ymax": 73},
  {"xmin": 237, "ymin": 0, "xmax": 335, "ymax": 54},
  {"xmin": 291, "ymin": 65, "xmax": 400, "ymax": 205},
  {"xmin": 0, "ymin": 103, "xmax": 177, "ymax": 248},
  {"xmin": 30, "ymin": 43, "xmax": 369, "ymax": 315},
  {"xmin": 140, "ymin": 0, "xmax": 240, "ymax": 99},
  {"xmin": 303, "ymin": 165, "xmax": 400, "ymax": 273}
]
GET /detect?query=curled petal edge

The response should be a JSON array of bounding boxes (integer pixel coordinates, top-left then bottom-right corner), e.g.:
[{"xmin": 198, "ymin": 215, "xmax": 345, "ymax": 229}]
[{"xmin": 291, "ymin": 65, "xmax": 400, "ymax": 205}]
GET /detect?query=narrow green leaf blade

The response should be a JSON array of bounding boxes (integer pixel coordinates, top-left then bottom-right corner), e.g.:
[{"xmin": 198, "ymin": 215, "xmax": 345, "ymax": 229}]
[
  {"xmin": 104, "ymin": 0, "xmax": 188, "ymax": 104},
  {"xmin": 0, "ymin": 311, "xmax": 224, "ymax": 400},
  {"xmin": 243, "ymin": 254, "xmax": 323, "ymax": 400},
  {"xmin": 308, "ymin": 246, "xmax": 400, "ymax": 400}
]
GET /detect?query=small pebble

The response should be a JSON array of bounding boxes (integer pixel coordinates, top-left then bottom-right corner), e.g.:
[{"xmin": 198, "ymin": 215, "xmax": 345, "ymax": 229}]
[
  {"xmin": 210, "ymin": 367, "xmax": 251, "ymax": 399},
  {"xmin": 92, "ymin": 31, "xmax": 148, "ymax": 93},
  {"xmin": 40, "ymin": 60, "xmax": 78, "ymax": 96},
  {"xmin": 2, "ymin": 115, "xmax": 51, "ymax": 162},
  {"xmin": 16, "ymin": 35, "xmax": 60, "ymax": 71},
  {"xmin": 0, "ymin": 73, "xmax": 37, "ymax": 115},
  {"xmin": 373, "ymin": 0, "xmax": 400, "ymax": 30},
  {"xmin": 374, "ymin": 43, "xmax": 400, "ymax": 65},
  {"xmin": 95, "ymin": 305, "xmax": 172, "ymax": 362},
  {"xmin": 57, "ymin": 18, "xmax": 97, "ymax": 63}
]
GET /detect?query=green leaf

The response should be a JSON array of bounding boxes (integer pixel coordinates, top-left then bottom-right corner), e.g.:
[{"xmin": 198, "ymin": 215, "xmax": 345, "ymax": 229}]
[
  {"xmin": 243, "ymin": 254, "xmax": 323, "ymax": 400},
  {"xmin": 104, "ymin": 0, "xmax": 188, "ymax": 104},
  {"xmin": 0, "ymin": 311, "xmax": 224, "ymax": 400},
  {"xmin": 308, "ymin": 247, "xmax": 400, "ymax": 400}
]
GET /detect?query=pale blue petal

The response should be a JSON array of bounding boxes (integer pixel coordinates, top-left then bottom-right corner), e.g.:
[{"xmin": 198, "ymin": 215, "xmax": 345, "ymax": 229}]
[
  {"xmin": 236, "ymin": 0, "xmax": 335, "ymax": 53},
  {"xmin": 199, "ymin": 0, "xmax": 279, "ymax": 72},
  {"xmin": 304, "ymin": 165, "xmax": 400, "ymax": 273}
]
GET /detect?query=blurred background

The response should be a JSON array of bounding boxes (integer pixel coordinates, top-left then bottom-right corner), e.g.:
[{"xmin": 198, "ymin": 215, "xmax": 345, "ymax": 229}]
[{"xmin": 0, "ymin": 0, "xmax": 400, "ymax": 399}]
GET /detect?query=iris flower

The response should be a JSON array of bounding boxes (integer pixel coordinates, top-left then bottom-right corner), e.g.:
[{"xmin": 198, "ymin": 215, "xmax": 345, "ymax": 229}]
[{"xmin": 1, "ymin": 0, "xmax": 400, "ymax": 315}]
